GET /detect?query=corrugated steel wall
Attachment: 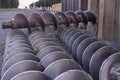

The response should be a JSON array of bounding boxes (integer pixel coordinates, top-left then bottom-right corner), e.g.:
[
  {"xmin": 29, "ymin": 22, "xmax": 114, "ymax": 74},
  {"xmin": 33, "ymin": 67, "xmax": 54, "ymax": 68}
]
[{"xmin": 61, "ymin": 0, "xmax": 88, "ymax": 12}]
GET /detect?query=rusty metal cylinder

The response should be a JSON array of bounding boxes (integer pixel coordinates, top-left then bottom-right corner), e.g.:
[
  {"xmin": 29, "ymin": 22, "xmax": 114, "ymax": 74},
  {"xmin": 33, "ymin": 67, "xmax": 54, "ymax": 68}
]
[
  {"xmin": 55, "ymin": 12, "xmax": 68, "ymax": 26},
  {"xmin": 29, "ymin": 35, "xmax": 51, "ymax": 45},
  {"xmin": 99, "ymin": 52, "xmax": 120, "ymax": 80},
  {"xmin": 82, "ymin": 41, "xmax": 106, "ymax": 72},
  {"xmin": 65, "ymin": 11, "xmax": 79, "ymax": 28},
  {"xmin": 84, "ymin": 11, "xmax": 97, "ymax": 25},
  {"xmin": 35, "ymin": 41, "xmax": 59, "ymax": 51},
  {"xmin": 28, "ymin": 31, "xmax": 54, "ymax": 52},
  {"xmin": 37, "ymin": 46, "xmax": 65, "ymax": 60},
  {"xmin": 44, "ymin": 59, "xmax": 82, "ymax": 79},
  {"xmin": 28, "ymin": 31, "xmax": 47, "ymax": 41},
  {"xmin": 1, "ymin": 60, "xmax": 44, "ymax": 80},
  {"xmin": 3, "ymin": 47, "xmax": 36, "ymax": 63},
  {"xmin": 40, "ymin": 51, "xmax": 73, "ymax": 68},
  {"xmin": 55, "ymin": 12, "xmax": 68, "ymax": 35},
  {"xmin": 2, "ymin": 53, "xmax": 40, "ymax": 75},
  {"xmin": 89, "ymin": 46, "xmax": 118, "ymax": 80},
  {"xmin": 77, "ymin": 37, "xmax": 98, "ymax": 66},
  {"xmin": 61, "ymin": 27, "xmax": 76, "ymax": 41},
  {"xmin": 42, "ymin": 12, "xmax": 57, "ymax": 33},
  {"xmin": 64, "ymin": 30, "xmax": 83, "ymax": 47},
  {"xmin": 33, "ymin": 39, "xmax": 55, "ymax": 52},
  {"xmin": 71, "ymin": 34, "xmax": 90, "ymax": 60},
  {"xmin": 75, "ymin": 11, "xmax": 88, "ymax": 26},
  {"xmin": 68, "ymin": 32, "xmax": 83, "ymax": 50},
  {"xmin": 28, "ymin": 13, "xmax": 45, "ymax": 31},
  {"xmin": 1, "ymin": 30, "xmax": 41, "ymax": 80},
  {"xmin": 55, "ymin": 70, "xmax": 93, "ymax": 80},
  {"xmin": 11, "ymin": 71, "xmax": 52, "ymax": 80},
  {"xmin": 0, "ymin": 13, "xmax": 30, "ymax": 29},
  {"xmin": 5, "ymin": 43, "xmax": 32, "ymax": 54}
]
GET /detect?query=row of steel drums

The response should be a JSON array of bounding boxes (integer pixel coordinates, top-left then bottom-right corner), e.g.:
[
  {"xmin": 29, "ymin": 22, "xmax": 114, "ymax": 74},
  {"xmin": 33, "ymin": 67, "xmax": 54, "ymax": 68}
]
[
  {"xmin": 1, "ymin": 30, "xmax": 46, "ymax": 80},
  {"xmin": 1, "ymin": 10, "xmax": 120, "ymax": 80},
  {"xmin": 1, "ymin": 29, "xmax": 94, "ymax": 80},
  {"xmin": 1, "ymin": 10, "xmax": 97, "ymax": 34},
  {"xmin": 56, "ymin": 26, "xmax": 120, "ymax": 80},
  {"xmin": 28, "ymin": 30, "xmax": 93, "ymax": 80},
  {"xmin": 0, "ymin": 10, "xmax": 97, "ymax": 80}
]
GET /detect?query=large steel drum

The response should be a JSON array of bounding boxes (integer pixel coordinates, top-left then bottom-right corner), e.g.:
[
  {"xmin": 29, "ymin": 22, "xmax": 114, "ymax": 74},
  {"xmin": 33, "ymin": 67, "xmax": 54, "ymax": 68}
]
[
  {"xmin": 89, "ymin": 46, "xmax": 118, "ymax": 80},
  {"xmin": 54, "ymin": 70, "xmax": 93, "ymax": 80},
  {"xmin": 44, "ymin": 59, "xmax": 82, "ymax": 79},
  {"xmin": 11, "ymin": 71, "xmax": 52, "ymax": 80}
]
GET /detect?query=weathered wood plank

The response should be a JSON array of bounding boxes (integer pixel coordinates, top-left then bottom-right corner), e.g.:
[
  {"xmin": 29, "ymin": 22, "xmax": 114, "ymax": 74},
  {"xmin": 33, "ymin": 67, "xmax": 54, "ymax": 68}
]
[
  {"xmin": 88, "ymin": 0, "xmax": 99, "ymax": 11},
  {"xmin": 78, "ymin": 0, "xmax": 88, "ymax": 11},
  {"xmin": 113, "ymin": 0, "xmax": 120, "ymax": 42},
  {"xmin": 98, "ymin": 0, "xmax": 105, "ymax": 39},
  {"xmin": 98, "ymin": 0, "xmax": 116, "ymax": 40}
]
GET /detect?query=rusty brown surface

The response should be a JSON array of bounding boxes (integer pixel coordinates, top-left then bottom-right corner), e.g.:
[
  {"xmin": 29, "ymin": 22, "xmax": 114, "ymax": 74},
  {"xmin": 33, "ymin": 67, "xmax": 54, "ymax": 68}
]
[
  {"xmin": 28, "ymin": 13, "xmax": 45, "ymax": 31},
  {"xmin": 55, "ymin": 12, "xmax": 68, "ymax": 26}
]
